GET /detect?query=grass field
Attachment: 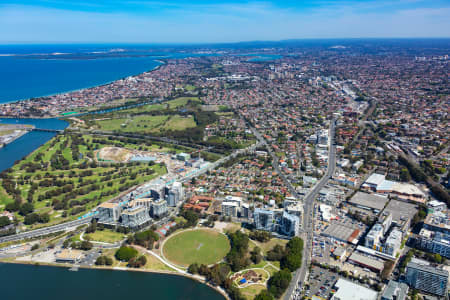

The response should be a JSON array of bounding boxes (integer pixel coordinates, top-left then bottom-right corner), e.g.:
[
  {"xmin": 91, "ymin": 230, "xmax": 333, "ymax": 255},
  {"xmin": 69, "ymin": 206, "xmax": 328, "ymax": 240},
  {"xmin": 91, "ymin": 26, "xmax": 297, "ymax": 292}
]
[
  {"xmin": 85, "ymin": 229, "xmax": 126, "ymax": 243},
  {"xmin": 249, "ymin": 238, "xmax": 288, "ymax": 255},
  {"xmin": 143, "ymin": 253, "xmax": 175, "ymax": 272},
  {"xmin": 240, "ymin": 284, "xmax": 266, "ymax": 300},
  {"xmin": 94, "ymin": 114, "xmax": 196, "ymax": 133},
  {"xmin": 163, "ymin": 229, "xmax": 230, "ymax": 267}
]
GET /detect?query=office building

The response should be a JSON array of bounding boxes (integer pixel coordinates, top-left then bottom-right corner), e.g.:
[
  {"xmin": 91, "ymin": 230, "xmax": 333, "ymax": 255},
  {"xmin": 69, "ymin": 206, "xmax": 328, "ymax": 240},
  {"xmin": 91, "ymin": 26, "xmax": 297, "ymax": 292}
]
[
  {"xmin": 121, "ymin": 206, "xmax": 151, "ymax": 229},
  {"xmin": 254, "ymin": 208, "xmax": 275, "ymax": 232},
  {"xmin": 222, "ymin": 201, "xmax": 238, "ymax": 218},
  {"xmin": 280, "ymin": 211, "xmax": 300, "ymax": 237},
  {"xmin": 97, "ymin": 202, "xmax": 121, "ymax": 224},
  {"xmin": 129, "ymin": 198, "xmax": 153, "ymax": 209},
  {"xmin": 405, "ymin": 262, "xmax": 449, "ymax": 297},
  {"xmin": 381, "ymin": 280, "xmax": 409, "ymax": 300},
  {"xmin": 165, "ymin": 181, "xmax": 184, "ymax": 207},
  {"xmin": 416, "ymin": 229, "xmax": 450, "ymax": 259},
  {"xmin": 148, "ymin": 182, "xmax": 165, "ymax": 200},
  {"xmin": 152, "ymin": 199, "xmax": 168, "ymax": 218},
  {"xmin": 384, "ymin": 228, "xmax": 402, "ymax": 256},
  {"xmin": 365, "ymin": 223, "xmax": 384, "ymax": 249},
  {"xmin": 241, "ymin": 203, "xmax": 250, "ymax": 218}
]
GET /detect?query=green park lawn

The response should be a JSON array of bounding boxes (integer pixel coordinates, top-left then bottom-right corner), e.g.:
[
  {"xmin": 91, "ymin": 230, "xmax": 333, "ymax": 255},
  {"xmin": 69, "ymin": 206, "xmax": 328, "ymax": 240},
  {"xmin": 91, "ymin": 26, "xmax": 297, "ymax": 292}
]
[
  {"xmin": 95, "ymin": 115, "xmax": 169, "ymax": 132},
  {"xmin": 163, "ymin": 229, "xmax": 230, "ymax": 267},
  {"xmin": 94, "ymin": 114, "xmax": 196, "ymax": 133},
  {"xmin": 240, "ymin": 284, "xmax": 266, "ymax": 300},
  {"xmin": 85, "ymin": 229, "xmax": 126, "ymax": 243},
  {"xmin": 161, "ymin": 115, "xmax": 197, "ymax": 131}
]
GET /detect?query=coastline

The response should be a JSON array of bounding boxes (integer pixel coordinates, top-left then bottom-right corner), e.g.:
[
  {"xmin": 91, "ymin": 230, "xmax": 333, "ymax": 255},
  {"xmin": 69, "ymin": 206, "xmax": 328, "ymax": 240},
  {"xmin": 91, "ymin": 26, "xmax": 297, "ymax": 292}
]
[
  {"xmin": 0, "ymin": 258, "xmax": 230, "ymax": 300},
  {"xmin": 0, "ymin": 60, "xmax": 165, "ymax": 107}
]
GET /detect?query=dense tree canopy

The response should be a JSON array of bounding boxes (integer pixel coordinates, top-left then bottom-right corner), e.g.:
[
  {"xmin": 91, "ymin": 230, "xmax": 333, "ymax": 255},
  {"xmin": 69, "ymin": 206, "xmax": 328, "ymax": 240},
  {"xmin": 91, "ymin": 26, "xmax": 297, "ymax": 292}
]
[{"xmin": 115, "ymin": 246, "xmax": 138, "ymax": 262}]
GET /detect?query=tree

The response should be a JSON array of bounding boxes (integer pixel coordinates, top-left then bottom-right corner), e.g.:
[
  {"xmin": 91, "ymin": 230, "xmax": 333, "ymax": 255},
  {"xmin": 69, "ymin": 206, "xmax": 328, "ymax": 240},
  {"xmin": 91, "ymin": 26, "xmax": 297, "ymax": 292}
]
[
  {"xmin": 132, "ymin": 229, "xmax": 159, "ymax": 249},
  {"xmin": 24, "ymin": 213, "xmax": 40, "ymax": 225},
  {"xmin": 181, "ymin": 210, "xmax": 199, "ymax": 227},
  {"xmin": 281, "ymin": 237, "xmax": 303, "ymax": 271},
  {"xmin": 268, "ymin": 269, "xmax": 292, "ymax": 297},
  {"xmin": 255, "ymin": 289, "xmax": 274, "ymax": 300},
  {"xmin": 128, "ymin": 255, "xmax": 147, "ymax": 268},
  {"xmin": 400, "ymin": 168, "xmax": 411, "ymax": 182},
  {"xmin": 434, "ymin": 253, "xmax": 442, "ymax": 264},
  {"xmin": 80, "ymin": 240, "xmax": 93, "ymax": 251},
  {"xmin": 19, "ymin": 202, "xmax": 34, "ymax": 216},
  {"xmin": 249, "ymin": 230, "xmax": 271, "ymax": 242},
  {"xmin": 267, "ymin": 244, "xmax": 285, "ymax": 261},
  {"xmin": 85, "ymin": 220, "xmax": 97, "ymax": 234},
  {"xmin": 115, "ymin": 246, "xmax": 138, "ymax": 262},
  {"xmin": 95, "ymin": 256, "xmax": 106, "ymax": 265},
  {"xmin": 63, "ymin": 239, "xmax": 71, "ymax": 248},
  {"xmin": 250, "ymin": 247, "xmax": 263, "ymax": 264},
  {"xmin": 0, "ymin": 216, "xmax": 11, "ymax": 228},
  {"xmin": 103, "ymin": 256, "xmax": 112, "ymax": 265},
  {"xmin": 188, "ymin": 263, "xmax": 199, "ymax": 274},
  {"xmin": 39, "ymin": 213, "xmax": 50, "ymax": 223},
  {"xmin": 226, "ymin": 231, "xmax": 250, "ymax": 271}
]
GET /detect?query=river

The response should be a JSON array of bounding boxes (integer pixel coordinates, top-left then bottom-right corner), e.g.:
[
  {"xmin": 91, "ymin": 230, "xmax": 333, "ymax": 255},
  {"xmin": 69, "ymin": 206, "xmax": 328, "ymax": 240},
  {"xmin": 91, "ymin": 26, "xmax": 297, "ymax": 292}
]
[
  {"xmin": 0, "ymin": 263, "xmax": 225, "ymax": 300},
  {"xmin": 0, "ymin": 118, "xmax": 68, "ymax": 173}
]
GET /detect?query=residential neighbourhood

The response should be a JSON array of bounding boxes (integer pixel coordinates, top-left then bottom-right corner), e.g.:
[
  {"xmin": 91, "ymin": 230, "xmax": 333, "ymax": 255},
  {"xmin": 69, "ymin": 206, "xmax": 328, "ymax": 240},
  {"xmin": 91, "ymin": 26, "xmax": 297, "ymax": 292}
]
[{"xmin": 1, "ymin": 42, "xmax": 449, "ymax": 300}]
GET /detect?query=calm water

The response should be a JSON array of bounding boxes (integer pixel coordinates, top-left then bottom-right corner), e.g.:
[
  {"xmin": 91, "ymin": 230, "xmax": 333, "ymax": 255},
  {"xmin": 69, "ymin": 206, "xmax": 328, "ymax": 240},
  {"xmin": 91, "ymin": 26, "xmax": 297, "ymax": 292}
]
[
  {"xmin": 0, "ymin": 117, "xmax": 68, "ymax": 173},
  {"xmin": 0, "ymin": 44, "xmax": 164, "ymax": 104},
  {"xmin": 0, "ymin": 263, "xmax": 225, "ymax": 300}
]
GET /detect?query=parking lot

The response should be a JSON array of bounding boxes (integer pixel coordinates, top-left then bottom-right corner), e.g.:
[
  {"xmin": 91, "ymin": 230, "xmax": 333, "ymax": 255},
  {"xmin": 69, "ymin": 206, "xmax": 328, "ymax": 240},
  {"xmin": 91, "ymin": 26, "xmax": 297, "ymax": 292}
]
[
  {"xmin": 79, "ymin": 250, "xmax": 102, "ymax": 266},
  {"xmin": 305, "ymin": 266, "xmax": 338, "ymax": 299}
]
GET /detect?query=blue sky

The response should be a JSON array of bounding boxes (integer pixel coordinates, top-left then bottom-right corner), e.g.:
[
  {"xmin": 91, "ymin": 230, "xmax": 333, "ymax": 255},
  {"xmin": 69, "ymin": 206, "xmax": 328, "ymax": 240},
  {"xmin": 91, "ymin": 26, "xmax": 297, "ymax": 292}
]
[{"xmin": 1, "ymin": 0, "xmax": 449, "ymax": 43}]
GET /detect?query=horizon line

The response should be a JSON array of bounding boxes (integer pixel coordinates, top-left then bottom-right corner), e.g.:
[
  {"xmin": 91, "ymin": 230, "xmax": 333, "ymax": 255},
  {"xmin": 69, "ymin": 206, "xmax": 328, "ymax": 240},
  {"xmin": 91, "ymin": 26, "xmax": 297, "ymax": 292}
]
[{"xmin": 1, "ymin": 37, "xmax": 450, "ymax": 46}]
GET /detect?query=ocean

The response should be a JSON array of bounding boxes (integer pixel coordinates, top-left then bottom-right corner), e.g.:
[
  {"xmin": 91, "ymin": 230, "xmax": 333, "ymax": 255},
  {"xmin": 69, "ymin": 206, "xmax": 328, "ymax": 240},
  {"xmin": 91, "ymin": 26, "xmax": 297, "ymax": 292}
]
[{"xmin": 0, "ymin": 44, "xmax": 178, "ymax": 104}]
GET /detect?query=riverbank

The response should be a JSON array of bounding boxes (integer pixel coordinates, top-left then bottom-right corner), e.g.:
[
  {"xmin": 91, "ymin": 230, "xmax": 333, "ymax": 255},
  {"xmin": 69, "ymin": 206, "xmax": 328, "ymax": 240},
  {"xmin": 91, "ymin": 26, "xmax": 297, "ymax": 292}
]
[{"xmin": 0, "ymin": 258, "xmax": 229, "ymax": 300}]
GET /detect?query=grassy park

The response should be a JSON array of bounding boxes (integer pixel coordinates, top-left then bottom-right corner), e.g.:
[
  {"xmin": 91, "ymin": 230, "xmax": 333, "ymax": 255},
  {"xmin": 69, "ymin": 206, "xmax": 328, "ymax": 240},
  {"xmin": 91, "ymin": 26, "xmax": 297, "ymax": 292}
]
[
  {"xmin": 89, "ymin": 97, "xmax": 200, "ymax": 134},
  {"xmin": 84, "ymin": 229, "xmax": 126, "ymax": 243},
  {"xmin": 163, "ymin": 229, "xmax": 230, "ymax": 267}
]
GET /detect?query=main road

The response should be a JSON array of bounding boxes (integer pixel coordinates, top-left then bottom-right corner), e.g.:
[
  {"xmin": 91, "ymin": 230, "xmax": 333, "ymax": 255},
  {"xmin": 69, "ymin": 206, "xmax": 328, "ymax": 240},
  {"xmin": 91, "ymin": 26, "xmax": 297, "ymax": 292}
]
[
  {"xmin": 247, "ymin": 117, "xmax": 336, "ymax": 300},
  {"xmin": 284, "ymin": 119, "xmax": 336, "ymax": 300},
  {"xmin": 0, "ymin": 218, "xmax": 92, "ymax": 244}
]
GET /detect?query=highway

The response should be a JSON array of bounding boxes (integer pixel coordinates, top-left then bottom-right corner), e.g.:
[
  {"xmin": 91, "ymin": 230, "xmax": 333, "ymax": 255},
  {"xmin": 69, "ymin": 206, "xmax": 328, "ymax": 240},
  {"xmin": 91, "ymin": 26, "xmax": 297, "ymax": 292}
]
[{"xmin": 0, "ymin": 217, "xmax": 92, "ymax": 244}]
